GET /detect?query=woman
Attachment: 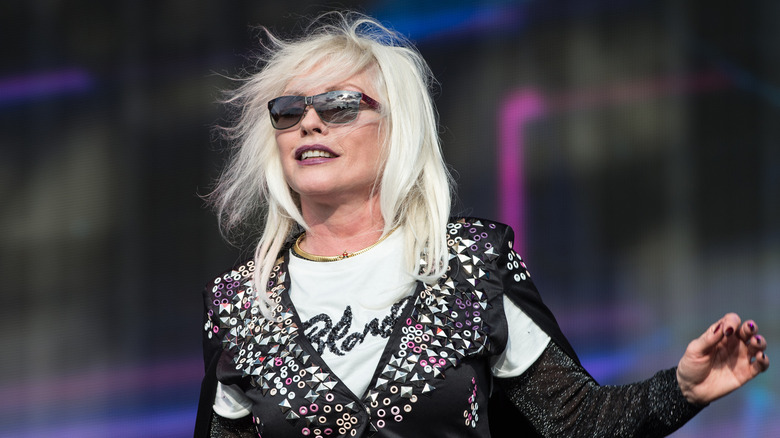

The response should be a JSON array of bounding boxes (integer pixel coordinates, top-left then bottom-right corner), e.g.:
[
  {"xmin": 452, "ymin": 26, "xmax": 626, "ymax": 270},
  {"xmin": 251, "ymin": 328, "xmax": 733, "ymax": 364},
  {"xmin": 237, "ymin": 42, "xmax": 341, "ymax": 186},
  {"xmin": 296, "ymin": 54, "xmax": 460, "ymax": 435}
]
[{"xmin": 196, "ymin": 12, "xmax": 769, "ymax": 437}]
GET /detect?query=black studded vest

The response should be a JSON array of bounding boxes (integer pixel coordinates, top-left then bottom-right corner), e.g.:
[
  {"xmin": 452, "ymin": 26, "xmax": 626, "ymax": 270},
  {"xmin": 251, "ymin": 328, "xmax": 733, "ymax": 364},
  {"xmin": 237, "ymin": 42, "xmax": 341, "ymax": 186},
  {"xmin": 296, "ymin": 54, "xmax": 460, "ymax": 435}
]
[{"xmin": 197, "ymin": 218, "xmax": 578, "ymax": 437}]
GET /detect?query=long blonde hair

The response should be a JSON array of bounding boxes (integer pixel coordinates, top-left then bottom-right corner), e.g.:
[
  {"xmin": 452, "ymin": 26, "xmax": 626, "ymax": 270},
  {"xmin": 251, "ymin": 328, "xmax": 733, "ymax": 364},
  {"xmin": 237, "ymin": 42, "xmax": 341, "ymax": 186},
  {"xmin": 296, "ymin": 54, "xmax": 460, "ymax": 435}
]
[{"xmin": 209, "ymin": 12, "xmax": 453, "ymax": 318}]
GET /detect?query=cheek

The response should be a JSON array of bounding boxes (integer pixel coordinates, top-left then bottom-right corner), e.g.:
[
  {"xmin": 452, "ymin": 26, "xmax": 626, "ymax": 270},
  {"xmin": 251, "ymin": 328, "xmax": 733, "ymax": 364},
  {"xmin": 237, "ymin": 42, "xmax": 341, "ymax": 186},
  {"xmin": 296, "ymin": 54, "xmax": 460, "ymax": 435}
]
[
  {"xmin": 354, "ymin": 123, "xmax": 383, "ymax": 153},
  {"xmin": 364, "ymin": 130, "xmax": 385, "ymax": 170},
  {"xmin": 273, "ymin": 136, "xmax": 296, "ymax": 184},
  {"xmin": 275, "ymin": 133, "xmax": 295, "ymax": 163}
]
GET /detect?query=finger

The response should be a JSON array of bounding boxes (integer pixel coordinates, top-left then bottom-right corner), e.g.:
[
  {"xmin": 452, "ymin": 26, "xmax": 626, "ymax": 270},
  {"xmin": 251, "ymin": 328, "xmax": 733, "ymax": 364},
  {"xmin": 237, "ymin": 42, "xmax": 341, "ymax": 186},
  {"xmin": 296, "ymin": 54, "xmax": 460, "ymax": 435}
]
[
  {"xmin": 694, "ymin": 314, "xmax": 742, "ymax": 355},
  {"xmin": 739, "ymin": 320, "xmax": 758, "ymax": 342},
  {"xmin": 747, "ymin": 333, "xmax": 768, "ymax": 354},
  {"xmin": 721, "ymin": 312, "xmax": 742, "ymax": 338},
  {"xmin": 752, "ymin": 350, "xmax": 770, "ymax": 375},
  {"xmin": 694, "ymin": 317, "xmax": 730, "ymax": 354}
]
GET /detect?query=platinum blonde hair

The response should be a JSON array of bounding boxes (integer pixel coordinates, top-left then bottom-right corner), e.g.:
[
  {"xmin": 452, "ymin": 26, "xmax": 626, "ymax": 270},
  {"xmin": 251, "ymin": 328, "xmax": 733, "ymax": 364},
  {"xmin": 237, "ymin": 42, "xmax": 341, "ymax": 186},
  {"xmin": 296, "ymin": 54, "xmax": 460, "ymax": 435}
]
[{"xmin": 210, "ymin": 12, "xmax": 453, "ymax": 319}]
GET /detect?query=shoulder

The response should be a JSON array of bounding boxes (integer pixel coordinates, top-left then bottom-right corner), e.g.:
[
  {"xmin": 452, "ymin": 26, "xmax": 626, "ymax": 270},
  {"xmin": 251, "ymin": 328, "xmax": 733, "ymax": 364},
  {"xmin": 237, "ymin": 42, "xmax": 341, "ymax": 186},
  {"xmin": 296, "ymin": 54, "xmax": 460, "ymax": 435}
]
[
  {"xmin": 443, "ymin": 218, "xmax": 523, "ymax": 283},
  {"xmin": 202, "ymin": 259, "xmax": 258, "ymax": 343},
  {"xmin": 204, "ymin": 259, "xmax": 256, "ymax": 304},
  {"xmin": 203, "ymin": 245, "xmax": 290, "ymax": 303},
  {"xmin": 448, "ymin": 217, "xmax": 512, "ymax": 234},
  {"xmin": 446, "ymin": 217, "xmax": 530, "ymax": 282},
  {"xmin": 446, "ymin": 217, "xmax": 515, "ymax": 252}
]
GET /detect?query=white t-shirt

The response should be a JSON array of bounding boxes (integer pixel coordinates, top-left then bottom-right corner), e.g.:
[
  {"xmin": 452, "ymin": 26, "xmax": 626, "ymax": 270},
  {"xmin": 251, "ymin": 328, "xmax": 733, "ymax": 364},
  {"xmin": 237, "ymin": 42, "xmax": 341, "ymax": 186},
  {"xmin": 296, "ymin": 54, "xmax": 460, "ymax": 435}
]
[{"xmin": 213, "ymin": 230, "xmax": 550, "ymax": 418}]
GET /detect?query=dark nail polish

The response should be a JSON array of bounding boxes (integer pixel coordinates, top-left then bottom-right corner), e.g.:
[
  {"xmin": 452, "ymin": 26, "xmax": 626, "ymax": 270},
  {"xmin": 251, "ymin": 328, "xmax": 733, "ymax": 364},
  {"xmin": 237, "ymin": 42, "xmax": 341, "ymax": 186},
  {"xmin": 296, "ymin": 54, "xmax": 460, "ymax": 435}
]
[
  {"xmin": 725, "ymin": 327, "xmax": 734, "ymax": 336},
  {"xmin": 713, "ymin": 323, "xmax": 722, "ymax": 334},
  {"xmin": 756, "ymin": 335, "xmax": 762, "ymax": 343},
  {"xmin": 749, "ymin": 322, "xmax": 755, "ymax": 331}
]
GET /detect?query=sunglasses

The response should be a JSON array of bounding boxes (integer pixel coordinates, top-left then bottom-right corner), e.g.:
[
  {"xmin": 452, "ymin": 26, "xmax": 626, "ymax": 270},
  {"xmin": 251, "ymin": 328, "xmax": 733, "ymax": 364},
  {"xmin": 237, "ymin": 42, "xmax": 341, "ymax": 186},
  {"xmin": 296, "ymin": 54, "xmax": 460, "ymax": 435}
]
[{"xmin": 267, "ymin": 90, "xmax": 381, "ymax": 130}]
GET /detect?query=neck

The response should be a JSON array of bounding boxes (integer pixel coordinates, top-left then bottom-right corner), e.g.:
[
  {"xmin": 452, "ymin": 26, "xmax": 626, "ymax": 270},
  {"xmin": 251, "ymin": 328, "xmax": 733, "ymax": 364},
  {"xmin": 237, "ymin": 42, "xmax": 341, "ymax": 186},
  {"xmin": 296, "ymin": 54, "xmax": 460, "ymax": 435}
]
[{"xmin": 298, "ymin": 194, "xmax": 385, "ymax": 257}]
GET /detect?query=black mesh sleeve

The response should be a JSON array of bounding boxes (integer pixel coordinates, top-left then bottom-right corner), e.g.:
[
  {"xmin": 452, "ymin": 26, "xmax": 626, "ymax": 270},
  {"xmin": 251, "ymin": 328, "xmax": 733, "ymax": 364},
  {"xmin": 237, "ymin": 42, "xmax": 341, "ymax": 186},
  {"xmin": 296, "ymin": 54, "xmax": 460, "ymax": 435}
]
[
  {"xmin": 496, "ymin": 342, "xmax": 705, "ymax": 437},
  {"xmin": 209, "ymin": 412, "xmax": 256, "ymax": 438}
]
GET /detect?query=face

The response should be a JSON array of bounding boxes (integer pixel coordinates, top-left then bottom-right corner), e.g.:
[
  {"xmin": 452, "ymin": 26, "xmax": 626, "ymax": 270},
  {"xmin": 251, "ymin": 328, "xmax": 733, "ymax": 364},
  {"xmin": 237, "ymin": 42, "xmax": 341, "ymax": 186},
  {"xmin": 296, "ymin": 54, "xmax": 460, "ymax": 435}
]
[{"xmin": 274, "ymin": 67, "xmax": 384, "ymax": 209}]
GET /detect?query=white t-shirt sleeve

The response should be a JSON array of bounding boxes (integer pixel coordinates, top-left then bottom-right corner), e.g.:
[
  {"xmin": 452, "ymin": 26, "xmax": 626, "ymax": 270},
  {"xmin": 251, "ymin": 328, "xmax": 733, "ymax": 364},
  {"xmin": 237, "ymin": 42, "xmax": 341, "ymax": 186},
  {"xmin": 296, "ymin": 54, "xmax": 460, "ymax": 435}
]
[
  {"xmin": 491, "ymin": 294, "xmax": 551, "ymax": 378},
  {"xmin": 213, "ymin": 382, "xmax": 253, "ymax": 419}
]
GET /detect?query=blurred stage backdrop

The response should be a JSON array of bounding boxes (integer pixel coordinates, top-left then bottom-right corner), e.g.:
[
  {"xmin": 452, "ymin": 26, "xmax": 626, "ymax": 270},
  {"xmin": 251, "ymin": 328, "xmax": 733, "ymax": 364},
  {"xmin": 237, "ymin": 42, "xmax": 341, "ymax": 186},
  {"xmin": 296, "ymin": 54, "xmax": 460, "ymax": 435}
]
[{"xmin": 1, "ymin": 0, "xmax": 778, "ymax": 436}]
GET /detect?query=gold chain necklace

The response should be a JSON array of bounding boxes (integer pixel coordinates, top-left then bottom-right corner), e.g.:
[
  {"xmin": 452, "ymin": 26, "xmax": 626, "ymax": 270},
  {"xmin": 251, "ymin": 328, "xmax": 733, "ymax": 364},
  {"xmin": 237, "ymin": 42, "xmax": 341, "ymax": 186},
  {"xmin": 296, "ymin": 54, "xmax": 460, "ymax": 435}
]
[{"xmin": 293, "ymin": 227, "xmax": 398, "ymax": 262}]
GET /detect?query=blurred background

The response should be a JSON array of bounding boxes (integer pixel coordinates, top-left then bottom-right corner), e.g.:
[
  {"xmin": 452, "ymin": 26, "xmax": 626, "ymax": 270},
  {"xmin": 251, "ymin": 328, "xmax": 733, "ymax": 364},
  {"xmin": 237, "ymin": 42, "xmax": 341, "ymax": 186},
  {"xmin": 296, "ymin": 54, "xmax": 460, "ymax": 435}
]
[{"xmin": 1, "ymin": 0, "xmax": 777, "ymax": 436}]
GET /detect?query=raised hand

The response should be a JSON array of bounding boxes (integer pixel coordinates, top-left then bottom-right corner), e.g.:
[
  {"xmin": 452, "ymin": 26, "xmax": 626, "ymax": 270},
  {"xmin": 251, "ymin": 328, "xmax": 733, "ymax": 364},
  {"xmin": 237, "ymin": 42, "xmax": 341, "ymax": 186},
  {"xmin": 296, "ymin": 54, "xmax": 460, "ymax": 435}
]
[{"xmin": 676, "ymin": 313, "xmax": 769, "ymax": 405}]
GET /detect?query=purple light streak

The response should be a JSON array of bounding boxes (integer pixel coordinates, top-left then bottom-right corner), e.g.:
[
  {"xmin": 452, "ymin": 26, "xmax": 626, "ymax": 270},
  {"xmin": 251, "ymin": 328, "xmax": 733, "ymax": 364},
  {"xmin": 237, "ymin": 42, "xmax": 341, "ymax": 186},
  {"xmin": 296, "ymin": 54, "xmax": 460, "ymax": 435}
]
[
  {"xmin": 497, "ymin": 71, "xmax": 731, "ymax": 253},
  {"xmin": 0, "ymin": 68, "xmax": 93, "ymax": 106},
  {"xmin": 0, "ymin": 357, "xmax": 203, "ymax": 412}
]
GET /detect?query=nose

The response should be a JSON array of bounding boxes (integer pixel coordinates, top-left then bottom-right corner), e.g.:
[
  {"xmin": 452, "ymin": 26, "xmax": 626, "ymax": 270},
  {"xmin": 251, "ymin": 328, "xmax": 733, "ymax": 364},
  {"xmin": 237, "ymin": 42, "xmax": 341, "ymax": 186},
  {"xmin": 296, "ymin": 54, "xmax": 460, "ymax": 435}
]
[{"xmin": 299, "ymin": 104, "xmax": 327, "ymax": 135}]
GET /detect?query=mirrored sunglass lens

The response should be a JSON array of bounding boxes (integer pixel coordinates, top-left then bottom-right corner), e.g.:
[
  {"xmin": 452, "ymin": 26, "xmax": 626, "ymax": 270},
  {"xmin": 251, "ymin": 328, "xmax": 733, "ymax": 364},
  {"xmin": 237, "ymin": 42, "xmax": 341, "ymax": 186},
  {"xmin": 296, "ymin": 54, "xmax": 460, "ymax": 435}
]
[
  {"xmin": 314, "ymin": 92, "xmax": 361, "ymax": 124},
  {"xmin": 270, "ymin": 97, "xmax": 305, "ymax": 128}
]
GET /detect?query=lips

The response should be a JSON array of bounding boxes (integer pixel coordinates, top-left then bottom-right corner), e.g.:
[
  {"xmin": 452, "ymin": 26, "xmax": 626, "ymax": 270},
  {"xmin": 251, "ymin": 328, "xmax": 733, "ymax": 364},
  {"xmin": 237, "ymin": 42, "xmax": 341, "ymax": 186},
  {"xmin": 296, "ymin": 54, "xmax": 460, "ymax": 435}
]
[{"xmin": 295, "ymin": 144, "xmax": 339, "ymax": 161}]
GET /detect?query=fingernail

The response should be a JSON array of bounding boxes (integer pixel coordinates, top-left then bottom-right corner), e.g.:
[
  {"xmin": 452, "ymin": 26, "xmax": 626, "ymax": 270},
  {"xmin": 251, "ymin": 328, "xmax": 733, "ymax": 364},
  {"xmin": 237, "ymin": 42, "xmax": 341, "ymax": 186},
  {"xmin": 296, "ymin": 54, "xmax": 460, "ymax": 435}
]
[
  {"xmin": 725, "ymin": 327, "xmax": 734, "ymax": 336},
  {"xmin": 749, "ymin": 322, "xmax": 755, "ymax": 331},
  {"xmin": 762, "ymin": 352, "xmax": 766, "ymax": 359},
  {"xmin": 756, "ymin": 335, "xmax": 762, "ymax": 343},
  {"xmin": 713, "ymin": 323, "xmax": 722, "ymax": 333}
]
